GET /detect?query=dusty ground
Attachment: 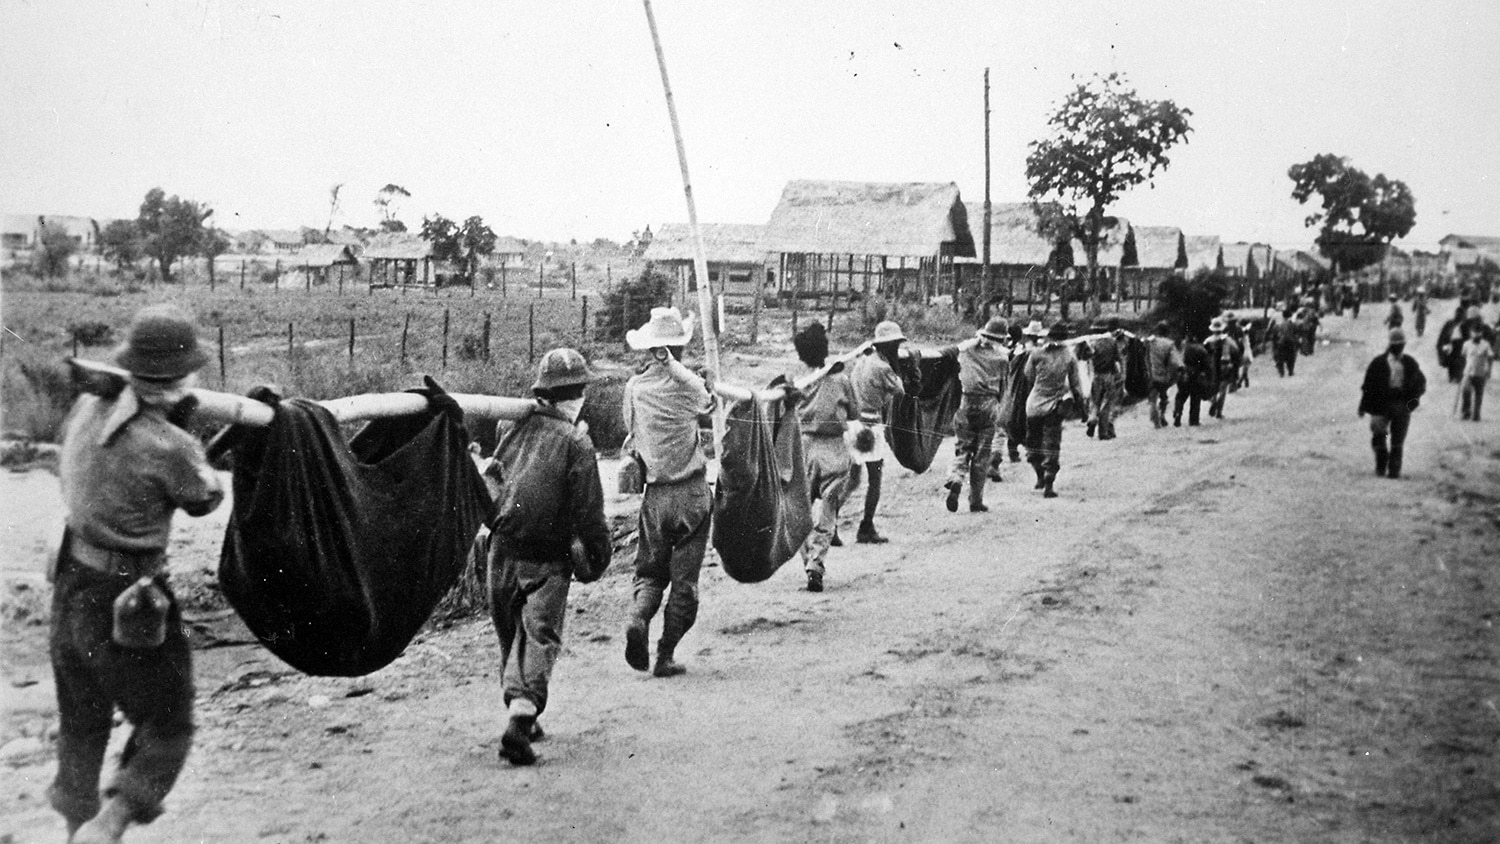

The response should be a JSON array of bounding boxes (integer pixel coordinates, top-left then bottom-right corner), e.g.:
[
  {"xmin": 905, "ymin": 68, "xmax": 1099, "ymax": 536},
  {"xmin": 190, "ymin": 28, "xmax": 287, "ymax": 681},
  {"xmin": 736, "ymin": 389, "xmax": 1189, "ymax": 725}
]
[{"xmin": 3, "ymin": 303, "xmax": 1499, "ymax": 842}]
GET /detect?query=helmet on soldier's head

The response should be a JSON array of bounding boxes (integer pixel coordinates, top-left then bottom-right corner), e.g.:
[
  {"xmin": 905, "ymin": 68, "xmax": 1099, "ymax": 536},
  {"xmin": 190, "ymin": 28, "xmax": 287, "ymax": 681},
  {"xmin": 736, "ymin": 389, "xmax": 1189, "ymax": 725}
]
[{"xmin": 532, "ymin": 347, "xmax": 592, "ymax": 392}]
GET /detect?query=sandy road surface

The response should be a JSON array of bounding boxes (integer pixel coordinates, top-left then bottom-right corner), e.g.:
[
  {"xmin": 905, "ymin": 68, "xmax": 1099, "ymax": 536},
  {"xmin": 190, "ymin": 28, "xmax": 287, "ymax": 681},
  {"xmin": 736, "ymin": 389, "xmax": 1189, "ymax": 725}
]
[{"xmin": 3, "ymin": 303, "xmax": 1498, "ymax": 842}]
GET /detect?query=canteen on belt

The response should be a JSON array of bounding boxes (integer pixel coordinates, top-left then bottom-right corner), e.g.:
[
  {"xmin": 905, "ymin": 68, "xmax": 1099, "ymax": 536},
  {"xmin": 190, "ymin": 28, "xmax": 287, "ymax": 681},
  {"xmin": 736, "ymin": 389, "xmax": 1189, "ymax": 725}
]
[{"xmin": 113, "ymin": 577, "xmax": 169, "ymax": 649}]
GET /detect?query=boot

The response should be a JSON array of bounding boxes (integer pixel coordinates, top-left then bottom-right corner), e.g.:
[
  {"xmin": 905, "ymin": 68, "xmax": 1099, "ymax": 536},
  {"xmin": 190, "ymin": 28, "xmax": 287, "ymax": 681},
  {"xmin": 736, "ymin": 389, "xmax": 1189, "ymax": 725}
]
[
  {"xmin": 1007, "ymin": 444, "xmax": 1022, "ymax": 463},
  {"xmin": 806, "ymin": 571, "xmax": 824, "ymax": 593},
  {"xmin": 987, "ymin": 454, "xmax": 1004, "ymax": 483},
  {"xmin": 652, "ymin": 649, "xmax": 687, "ymax": 678},
  {"xmin": 1372, "ymin": 440, "xmax": 1388, "ymax": 477},
  {"xmin": 856, "ymin": 520, "xmax": 888, "ymax": 544},
  {"xmin": 1387, "ymin": 449, "xmax": 1403, "ymax": 480},
  {"xmin": 944, "ymin": 480, "xmax": 962, "ymax": 513},
  {"xmin": 624, "ymin": 617, "xmax": 650, "ymax": 672},
  {"xmin": 1031, "ymin": 461, "xmax": 1046, "ymax": 490},
  {"xmin": 1042, "ymin": 470, "xmax": 1058, "ymax": 499},
  {"xmin": 70, "ymin": 798, "xmax": 132, "ymax": 844},
  {"xmin": 499, "ymin": 698, "xmax": 538, "ymax": 766},
  {"xmin": 969, "ymin": 463, "xmax": 989, "ymax": 512}
]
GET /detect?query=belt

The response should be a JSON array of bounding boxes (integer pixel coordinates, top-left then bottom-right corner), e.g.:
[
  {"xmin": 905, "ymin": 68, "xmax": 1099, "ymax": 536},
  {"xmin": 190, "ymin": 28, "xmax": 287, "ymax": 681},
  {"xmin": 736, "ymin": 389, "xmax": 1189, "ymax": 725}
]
[{"xmin": 68, "ymin": 534, "xmax": 166, "ymax": 578}]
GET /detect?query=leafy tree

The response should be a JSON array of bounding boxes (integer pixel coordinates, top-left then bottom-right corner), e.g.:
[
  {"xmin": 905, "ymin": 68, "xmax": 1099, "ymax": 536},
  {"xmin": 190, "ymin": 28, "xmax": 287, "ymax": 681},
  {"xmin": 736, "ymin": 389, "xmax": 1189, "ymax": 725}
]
[
  {"xmin": 1148, "ymin": 269, "xmax": 1231, "ymax": 339},
  {"xmin": 1026, "ymin": 72, "xmax": 1192, "ymax": 317},
  {"xmin": 98, "ymin": 219, "xmax": 142, "ymax": 271},
  {"xmin": 34, "ymin": 223, "xmax": 77, "ymax": 277},
  {"xmin": 1287, "ymin": 154, "xmax": 1416, "ymax": 274},
  {"xmin": 202, "ymin": 227, "xmax": 230, "ymax": 285},
  {"xmin": 420, "ymin": 214, "xmax": 497, "ymax": 286},
  {"xmin": 136, "ymin": 187, "xmax": 213, "ymax": 282},
  {"xmin": 375, "ymin": 183, "xmax": 410, "ymax": 233},
  {"xmin": 598, "ymin": 267, "xmax": 674, "ymax": 343}
]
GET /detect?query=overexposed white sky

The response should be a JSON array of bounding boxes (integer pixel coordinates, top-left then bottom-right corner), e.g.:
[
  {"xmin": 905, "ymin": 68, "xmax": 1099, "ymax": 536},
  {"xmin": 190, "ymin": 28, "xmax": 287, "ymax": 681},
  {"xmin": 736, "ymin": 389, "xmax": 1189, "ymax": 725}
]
[{"xmin": 3, "ymin": 0, "xmax": 1496, "ymax": 249}]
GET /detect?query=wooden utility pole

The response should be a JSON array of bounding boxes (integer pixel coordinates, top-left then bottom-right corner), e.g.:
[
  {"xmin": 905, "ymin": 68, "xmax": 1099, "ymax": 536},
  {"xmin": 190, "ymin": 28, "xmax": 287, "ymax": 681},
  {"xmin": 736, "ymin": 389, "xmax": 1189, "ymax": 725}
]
[
  {"xmin": 642, "ymin": 0, "xmax": 725, "ymax": 448},
  {"xmin": 982, "ymin": 67, "xmax": 993, "ymax": 316}
]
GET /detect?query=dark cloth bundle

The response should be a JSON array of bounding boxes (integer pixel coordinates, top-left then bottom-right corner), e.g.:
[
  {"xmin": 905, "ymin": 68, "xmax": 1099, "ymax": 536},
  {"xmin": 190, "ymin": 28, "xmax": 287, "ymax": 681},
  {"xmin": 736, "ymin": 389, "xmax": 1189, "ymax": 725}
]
[
  {"xmin": 219, "ymin": 386, "xmax": 490, "ymax": 676},
  {"xmin": 1122, "ymin": 335, "xmax": 1151, "ymax": 402},
  {"xmin": 711, "ymin": 393, "xmax": 811, "ymax": 584},
  {"xmin": 889, "ymin": 355, "xmax": 961, "ymax": 473},
  {"xmin": 998, "ymin": 350, "xmax": 1031, "ymax": 444}
]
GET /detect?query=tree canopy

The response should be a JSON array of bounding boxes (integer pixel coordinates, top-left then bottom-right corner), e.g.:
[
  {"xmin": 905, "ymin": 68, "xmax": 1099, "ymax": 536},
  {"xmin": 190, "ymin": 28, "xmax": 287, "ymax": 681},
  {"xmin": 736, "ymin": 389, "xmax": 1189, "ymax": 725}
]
[
  {"xmin": 137, "ymin": 188, "xmax": 213, "ymax": 282},
  {"xmin": 34, "ymin": 222, "xmax": 77, "ymax": 277},
  {"xmin": 98, "ymin": 219, "xmax": 142, "ymax": 271},
  {"xmin": 1025, "ymin": 72, "xmax": 1192, "ymax": 315},
  {"xmin": 375, "ymin": 183, "xmax": 410, "ymax": 233},
  {"xmin": 1287, "ymin": 154, "xmax": 1416, "ymax": 274},
  {"xmin": 420, "ymin": 214, "xmax": 497, "ymax": 285}
]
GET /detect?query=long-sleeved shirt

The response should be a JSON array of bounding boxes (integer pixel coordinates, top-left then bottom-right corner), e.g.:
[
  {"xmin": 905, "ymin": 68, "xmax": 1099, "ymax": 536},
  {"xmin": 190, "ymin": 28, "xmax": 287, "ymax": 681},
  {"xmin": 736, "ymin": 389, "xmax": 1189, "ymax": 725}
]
[
  {"xmin": 850, "ymin": 350, "xmax": 905, "ymax": 421},
  {"xmin": 1023, "ymin": 342, "xmax": 1083, "ymax": 418},
  {"xmin": 486, "ymin": 404, "xmax": 611, "ymax": 576},
  {"xmin": 794, "ymin": 367, "xmax": 858, "ymax": 437},
  {"xmin": 59, "ymin": 389, "xmax": 224, "ymax": 554},
  {"xmin": 1143, "ymin": 335, "xmax": 1182, "ymax": 385},
  {"xmin": 1463, "ymin": 337, "xmax": 1495, "ymax": 380},
  {"xmin": 951, "ymin": 339, "xmax": 1011, "ymax": 397},
  {"xmin": 623, "ymin": 357, "xmax": 711, "ymax": 484}
]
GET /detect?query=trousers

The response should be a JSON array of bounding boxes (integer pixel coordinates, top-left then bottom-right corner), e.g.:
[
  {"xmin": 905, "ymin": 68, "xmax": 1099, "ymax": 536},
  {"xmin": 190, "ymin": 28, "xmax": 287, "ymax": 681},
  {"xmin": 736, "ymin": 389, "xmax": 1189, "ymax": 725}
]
[
  {"xmin": 1024, "ymin": 411, "xmax": 1064, "ymax": 476},
  {"xmin": 49, "ymin": 551, "xmax": 194, "ymax": 828},
  {"xmin": 1369, "ymin": 410, "xmax": 1412, "ymax": 477},
  {"xmin": 1147, "ymin": 383, "xmax": 1172, "ymax": 428},
  {"xmin": 801, "ymin": 436, "xmax": 852, "ymax": 576},
  {"xmin": 1462, "ymin": 376, "xmax": 1488, "ymax": 421},
  {"xmin": 948, "ymin": 395, "xmax": 998, "ymax": 494},
  {"xmin": 632, "ymin": 476, "xmax": 712, "ymax": 658},
  {"xmin": 489, "ymin": 555, "xmax": 570, "ymax": 717},
  {"xmin": 1173, "ymin": 384, "xmax": 1202, "ymax": 426},
  {"xmin": 1088, "ymin": 372, "xmax": 1120, "ymax": 438}
]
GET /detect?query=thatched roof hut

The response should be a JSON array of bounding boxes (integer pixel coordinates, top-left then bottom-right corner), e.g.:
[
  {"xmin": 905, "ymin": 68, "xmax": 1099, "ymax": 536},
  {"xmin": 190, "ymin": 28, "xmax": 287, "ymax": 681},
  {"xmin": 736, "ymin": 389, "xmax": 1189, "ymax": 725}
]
[
  {"xmin": 958, "ymin": 202, "xmax": 1069, "ymax": 267},
  {"xmin": 1132, "ymin": 226, "xmax": 1187, "ymax": 271},
  {"xmin": 363, "ymin": 233, "xmax": 432, "ymax": 261},
  {"xmin": 1183, "ymin": 235, "xmax": 1222, "ymax": 275},
  {"xmin": 764, "ymin": 180, "xmax": 974, "ymax": 258},
  {"xmin": 293, "ymin": 243, "xmax": 359, "ymax": 269},
  {"xmin": 643, "ymin": 223, "xmax": 767, "ymax": 264},
  {"xmin": 1068, "ymin": 218, "xmax": 1134, "ymax": 271}
]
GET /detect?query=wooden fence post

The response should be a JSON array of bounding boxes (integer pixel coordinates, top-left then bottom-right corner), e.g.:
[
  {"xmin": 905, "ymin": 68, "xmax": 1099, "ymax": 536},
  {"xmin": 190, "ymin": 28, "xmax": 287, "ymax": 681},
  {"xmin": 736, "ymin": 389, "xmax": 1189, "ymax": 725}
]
[
  {"xmin": 400, "ymin": 312, "xmax": 410, "ymax": 363},
  {"xmin": 240, "ymin": 262, "xmax": 245, "ymax": 290},
  {"xmin": 483, "ymin": 312, "xmax": 491, "ymax": 361},
  {"xmin": 528, "ymin": 303, "xmax": 536, "ymax": 362},
  {"xmin": 274, "ymin": 259, "xmax": 280, "ymax": 291},
  {"xmin": 287, "ymin": 322, "xmax": 294, "ymax": 359},
  {"xmin": 538, "ymin": 264, "xmax": 544, "ymax": 299},
  {"xmin": 571, "ymin": 261, "xmax": 577, "ymax": 300},
  {"xmin": 218, "ymin": 324, "xmax": 226, "ymax": 388},
  {"xmin": 442, "ymin": 308, "xmax": 450, "ymax": 369},
  {"xmin": 348, "ymin": 317, "xmax": 355, "ymax": 362},
  {"xmin": 581, "ymin": 295, "xmax": 589, "ymax": 342},
  {"xmin": 305, "ymin": 264, "xmax": 311, "ymax": 294}
]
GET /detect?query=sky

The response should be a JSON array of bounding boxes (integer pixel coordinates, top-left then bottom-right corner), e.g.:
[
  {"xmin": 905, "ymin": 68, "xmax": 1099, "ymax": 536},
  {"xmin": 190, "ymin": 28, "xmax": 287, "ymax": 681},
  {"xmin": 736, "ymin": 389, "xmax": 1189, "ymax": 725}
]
[{"xmin": 3, "ymin": 0, "xmax": 1497, "ymax": 251}]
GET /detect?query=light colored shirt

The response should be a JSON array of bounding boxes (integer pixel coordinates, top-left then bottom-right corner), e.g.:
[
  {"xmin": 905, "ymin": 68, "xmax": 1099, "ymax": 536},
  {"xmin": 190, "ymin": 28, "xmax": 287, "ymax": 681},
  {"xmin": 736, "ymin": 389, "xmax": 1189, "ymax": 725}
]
[
  {"xmin": 1023, "ymin": 342, "xmax": 1083, "ymax": 418},
  {"xmin": 59, "ymin": 390, "xmax": 223, "ymax": 553},
  {"xmin": 1388, "ymin": 352, "xmax": 1405, "ymax": 391},
  {"xmin": 794, "ymin": 367, "xmax": 858, "ymax": 437},
  {"xmin": 956, "ymin": 339, "xmax": 1010, "ymax": 397},
  {"xmin": 623, "ymin": 357, "xmax": 711, "ymax": 484},
  {"xmin": 1144, "ymin": 335, "xmax": 1182, "ymax": 385},
  {"xmin": 850, "ymin": 350, "xmax": 904, "ymax": 421},
  {"xmin": 1463, "ymin": 337, "xmax": 1495, "ymax": 380}
]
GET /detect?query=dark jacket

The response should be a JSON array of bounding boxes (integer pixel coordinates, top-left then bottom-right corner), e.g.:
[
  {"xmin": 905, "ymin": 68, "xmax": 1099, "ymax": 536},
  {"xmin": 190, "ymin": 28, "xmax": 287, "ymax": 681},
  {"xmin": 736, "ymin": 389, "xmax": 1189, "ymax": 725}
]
[
  {"xmin": 1179, "ymin": 339, "xmax": 1214, "ymax": 398},
  {"xmin": 1359, "ymin": 353, "xmax": 1426, "ymax": 417},
  {"xmin": 486, "ymin": 405, "xmax": 611, "ymax": 579}
]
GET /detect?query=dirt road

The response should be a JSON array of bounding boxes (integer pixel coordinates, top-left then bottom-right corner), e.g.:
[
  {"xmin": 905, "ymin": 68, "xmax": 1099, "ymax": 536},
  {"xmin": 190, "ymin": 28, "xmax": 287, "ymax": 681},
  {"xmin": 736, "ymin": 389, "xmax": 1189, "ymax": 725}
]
[{"xmin": 4, "ymin": 304, "xmax": 1498, "ymax": 842}]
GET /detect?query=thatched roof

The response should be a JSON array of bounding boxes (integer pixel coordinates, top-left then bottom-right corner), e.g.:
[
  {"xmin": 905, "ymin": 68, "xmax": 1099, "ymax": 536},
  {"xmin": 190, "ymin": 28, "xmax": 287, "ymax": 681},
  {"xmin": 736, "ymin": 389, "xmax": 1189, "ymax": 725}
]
[
  {"xmin": 363, "ymin": 233, "xmax": 432, "ymax": 261},
  {"xmin": 1069, "ymin": 218, "xmax": 1133, "ymax": 268},
  {"xmin": 493, "ymin": 236, "xmax": 528, "ymax": 256},
  {"xmin": 956, "ymin": 202, "xmax": 1068, "ymax": 267},
  {"xmin": 1220, "ymin": 242, "xmax": 1252, "ymax": 275},
  {"xmin": 293, "ymin": 244, "xmax": 359, "ymax": 268},
  {"xmin": 1440, "ymin": 234, "xmax": 1500, "ymax": 251},
  {"xmin": 763, "ymin": 180, "xmax": 975, "ymax": 258},
  {"xmin": 1132, "ymin": 226, "xmax": 1187, "ymax": 270},
  {"xmin": 1183, "ymin": 235, "xmax": 1222, "ymax": 274},
  {"xmin": 642, "ymin": 223, "xmax": 767, "ymax": 264}
]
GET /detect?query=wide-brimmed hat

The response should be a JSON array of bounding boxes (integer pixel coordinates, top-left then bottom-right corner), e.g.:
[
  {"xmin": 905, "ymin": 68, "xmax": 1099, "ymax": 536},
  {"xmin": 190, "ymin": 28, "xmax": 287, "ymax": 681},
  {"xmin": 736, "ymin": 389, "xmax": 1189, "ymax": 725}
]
[
  {"xmin": 626, "ymin": 306, "xmax": 695, "ymax": 350},
  {"xmin": 532, "ymin": 347, "xmax": 592, "ymax": 391},
  {"xmin": 1021, "ymin": 319, "xmax": 1045, "ymax": 337},
  {"xmin": 977, "ymin": 316, "xmax": 1009, "ymax": 342},
  {"xmin": 1208, "ymin": 317, "xmax": 1227, "ymax": 332},
  {"xmin": 112, "ymin": 304, "xmax": 208, "ymax": 380},
  {"xmin": 872, "ymin": 320, "xmax": 906, "ymax": 344},
  {"xmin": 1046, "ymin": 323, "xmax": 1069, "ymax": 340}
]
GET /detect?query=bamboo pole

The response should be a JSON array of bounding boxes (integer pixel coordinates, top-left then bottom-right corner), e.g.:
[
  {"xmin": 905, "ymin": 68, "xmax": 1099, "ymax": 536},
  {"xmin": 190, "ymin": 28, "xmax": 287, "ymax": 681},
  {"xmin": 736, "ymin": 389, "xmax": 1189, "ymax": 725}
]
[
  {"xmin": 643, "ymin": 0, "xmax": 725, "ymax": 449},
  {"xmin": 218, "ymin": 324, "xmax": 226, "ymax": 388}
]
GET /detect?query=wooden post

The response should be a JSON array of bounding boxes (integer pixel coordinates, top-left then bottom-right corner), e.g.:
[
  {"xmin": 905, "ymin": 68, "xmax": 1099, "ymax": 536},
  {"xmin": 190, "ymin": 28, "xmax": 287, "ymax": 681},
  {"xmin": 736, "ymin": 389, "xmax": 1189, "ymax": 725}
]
[
  {"xmin": 861, "ymin": 255, "xmax": 870, "ymax": 327},
  {"xmin": 501, "ymin": 259, "xmax": 508, "ymax": 296},
  {"xmin": 348, "ymin": 317, "xmax": 355, "ymax": 362},
  {"xmin": 218, "ymin": 324, "xmax": 226, "ymax": 388},
  {"xmin": 571, "ymin": 261, "xmax": 577, "ymax": 300},
  {"xmin": 483, "ymin": 312, "xmax": 492, "ymax": 361},
  {"xmin": 338, "ymin": 264, "xmax": 345, "ymax": 294},
  {"xmin": 538, "ymin": 264, "xmax": 544, "ymax": 298},
  {"xmin": 982, "ymin": 67, "xmax": 993, "ymax": 309},
  {"xmin": 72, "ymin": 335, "xmax": 79, "ymax": 359},
  {"xmin": 581, "ymin": 295, "xmax": 589, "ymax": 342},
  {"xmin": 750, "ymin": 262, "xmax": 764, "ymax": 344},
  {"xmin": 274, "ymin": 259, "xmax": 280, "ymax": 291},
  {"xmin": 400, "ymin": 313, "xmax": 410, "ymax": 363},
  {"xmin": 305, "ymin": 264, "xmax": 311, "ymax": 294},
  {"xmin": 240, "ymin": 261, "xmax": 245, "ymax": 290},
  {"xmin": 287, "ymin": 322, "xmax": 294, "ymax": 359},
  {"xmin": 528, "ymin": 303, "xmax": 535, "ymax": 362},
  {"xmin": 442, "ymin": 308, "xmax": 450, "ymax": 369}
]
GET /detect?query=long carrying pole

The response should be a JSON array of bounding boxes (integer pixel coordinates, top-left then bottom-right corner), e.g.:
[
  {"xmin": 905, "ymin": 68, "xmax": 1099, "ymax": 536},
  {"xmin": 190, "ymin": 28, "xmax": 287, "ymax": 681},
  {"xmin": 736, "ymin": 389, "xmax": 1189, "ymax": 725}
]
[
  {"xmin": 982, "ymin": 67, "xmax": 993, "ymax": 313},
  {"xmin": 642, "ymin": 0, "xmax": 726, "ymax": 450}
]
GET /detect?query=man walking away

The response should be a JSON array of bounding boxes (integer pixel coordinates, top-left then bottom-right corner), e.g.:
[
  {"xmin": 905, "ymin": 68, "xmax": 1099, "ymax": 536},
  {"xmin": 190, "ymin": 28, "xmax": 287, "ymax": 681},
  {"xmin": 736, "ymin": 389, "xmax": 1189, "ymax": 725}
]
[
  {"xmin": 1174, "ymin": 332, "xmax": 1211, "ymax": 427},
  {"xmin": 621, "ymin": 307, "xmax": 713, "ymax": 678},
  {"xmin": 1024, "ymin": 323, "xmax": 1087, "ymax": 499},
  {"xmin": 1143, "ymin": 321, "xmax": 1182, "ymax": 429},
  {"xmin": 1460, "ymin": 324, "xmax": 1494, "ymax": 422},
  {"xmin": 848, "ymin": 320, "xmax": 909, "ymax": 543},
  {"xmin": 787, "ymin": 323, "xmax": 857, "ymax": 591},
  {"xmin": 1081, "ymin": 317, "xmax": 1124, "ymax": 440},
  {"xmin": 52, "ymin": 304, "xmax": 224, "ymax": 844},
  {"xmin": 1204, "ymin": 317, "xmax": 1241, "ymax": 420},
  {"xmin": 485, "ymin": 348, "xmax": 612, "ymax": 765},
  {"xmin": 940, "ymin": 316, "xmax": 1010, "ymax": 513},
  {"xmin": 1359, "ymin": 328, "xmax": 1426, "ymax": 479},
  {"xmin": 1436, "ymin": 301, "xmax": 1471, "ymax": 384},
  {"xmin": 1270, "ymin": 308, "xmax": 1301, "ymax": 377}
]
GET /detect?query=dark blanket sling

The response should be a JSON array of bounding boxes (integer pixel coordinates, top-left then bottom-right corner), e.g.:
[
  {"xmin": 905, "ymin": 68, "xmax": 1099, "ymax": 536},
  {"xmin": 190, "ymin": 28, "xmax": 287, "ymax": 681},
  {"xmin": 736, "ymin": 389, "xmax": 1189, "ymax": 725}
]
[
  {"xmin": 888, "ymin": 355, "xmax": 961, "ymax": 473},
  {"xmin": 711, "ymin": 393, "xmax": 812, "ymax": 584},
  {"xmin": 219, "ymin": 391, "xmax": 490, "ymax": 676}
]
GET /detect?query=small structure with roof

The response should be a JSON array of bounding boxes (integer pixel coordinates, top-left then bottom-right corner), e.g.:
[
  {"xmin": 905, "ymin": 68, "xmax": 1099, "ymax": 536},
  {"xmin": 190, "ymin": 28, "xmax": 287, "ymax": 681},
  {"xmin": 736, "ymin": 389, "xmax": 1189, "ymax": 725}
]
[
  {"xmin": 1070, "ymin": 218, "xmax": 1137, "ymax": 302},
  {"xmin": 1183, "ymin": 235, "xmax": 1223, "ymax": 276},
  {"xmin": 364, "ymin": 233, "xmax": 435, "ymax": 288},
  {"xmin": 643, "ymin": 223, "xmax": 769, "ymax": 308},
  {"xmin": 1120, "ymin": 225, "xmax": 1185, "ymax": 302},
  {"xmin": 955, "ymin": 201, "xmax": 1072, "ymax": 309},
  {"xmin": 289, "ymin": 243, "xmax": 360, "ymax": 288},
  {"xmin": 762, "ymin": 179, "xmax": 975, "ymax": 308}
]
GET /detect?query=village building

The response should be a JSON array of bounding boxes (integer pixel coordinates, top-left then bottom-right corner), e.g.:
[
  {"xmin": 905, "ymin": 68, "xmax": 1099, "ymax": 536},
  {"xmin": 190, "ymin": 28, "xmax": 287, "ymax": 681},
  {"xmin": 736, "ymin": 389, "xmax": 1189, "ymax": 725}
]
[
  {"xmin": 364, "ymin": 233, "xmax": 436, "ymax": 288},
  {"xmin": 289, "ymin": 243, "xmax": 361, "ymax": 288},
  {"xmin": 955, "ymin": 201, "xmax": 1071, "ymax": 310},
  {"xmin": 2, "ymin": 214, "xmax": 106, "ymax": 253},
  {"xmin": 1119, "ymin": 225, "xmax": 1184, "ymax": 305},
  {"xmin": 1068, "ymin": 218, "xmax": 1135, "ymax": 304},
  {"xmin": 1439, "ymin": 234, "xmax": 1500, "ymax": 299},
  {"xmin": 257, "ymin": 229, "xmax": 311, "ymax": 254},
  {"xmin": 762, "ymin": 180, "xmax": 975, "ymax": 308},
  {"xmin": 642, "ymin": 223, "xmax": 769, "ymax": 310},
  {"xmin": 1183, "ymin": 235, "xmax": 1223, "ymax": 277}
]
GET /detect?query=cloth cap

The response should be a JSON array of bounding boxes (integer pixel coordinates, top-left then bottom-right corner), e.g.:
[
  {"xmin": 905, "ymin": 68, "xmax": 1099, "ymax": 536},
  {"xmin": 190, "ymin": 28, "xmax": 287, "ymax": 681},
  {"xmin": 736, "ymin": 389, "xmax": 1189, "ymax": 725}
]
[
  {"xmin": 1208, "ymin": 317, "xmax": 1227, "ymax": 332},
  {"xmin": 532, "ymin": 347, "xmax": 592, "ymax": 391},
  {"xmin": 1046, "ymin": 323, "xmax": 1069, "ymax": 340},
  {"xmin": 977, "ymin": 316, "xmax": 1009, "ymax": 342},
  {"xmin": 626, "ymin": 306, "xmax": 694, "ymax": 350},
  {"xmin": 1022, "ymin": 319, "xmax": 1045, "ymax": 337},
  {"xmin": 112, "ymin": 304, "xmax": 208, "ymax": 380},
  {"xmin": 1388, "ymin": 328, "xmax": 1406, "ymax": 345},
  {"xmin": 872, "ymin": 320, "xmax": 906, "ymax": 344}
]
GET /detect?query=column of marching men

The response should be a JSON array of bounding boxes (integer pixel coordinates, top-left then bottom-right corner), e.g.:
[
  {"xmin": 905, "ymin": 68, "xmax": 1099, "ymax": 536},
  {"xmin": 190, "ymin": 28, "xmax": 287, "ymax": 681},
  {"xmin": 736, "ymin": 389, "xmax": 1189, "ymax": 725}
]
[{"xmin": 44, "ymin": 294, "xmax": 1498, "ymax": 841}]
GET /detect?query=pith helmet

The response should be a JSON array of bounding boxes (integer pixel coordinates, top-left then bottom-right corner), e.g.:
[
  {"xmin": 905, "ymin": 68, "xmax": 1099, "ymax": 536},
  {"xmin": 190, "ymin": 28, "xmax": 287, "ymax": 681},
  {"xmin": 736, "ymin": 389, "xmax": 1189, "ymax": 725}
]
[
  {"xmin": 626, "ymin": 306, "xmax": 694, "ymax": 350},
  {"xmin": 1209, "ymin": 317, "xmax": 1227, "ymax": 332},
  {"xmin": 532, "ymin": 347, "xmax": 592, "ymax": 391},
  {"xmin": 112, "ymin": 304, "xmax": 208, "ymax": 380},
  {"xmin": 872, "ymin": 320, "xmax": 906, "ymax": 344},
  {"xmin": 977, "ymin": 316, "xmax": 1009, "ymax": 342},
  {"xmin": 1021, "ymin": 319, "xmax": 1046, "ymax": 337}
]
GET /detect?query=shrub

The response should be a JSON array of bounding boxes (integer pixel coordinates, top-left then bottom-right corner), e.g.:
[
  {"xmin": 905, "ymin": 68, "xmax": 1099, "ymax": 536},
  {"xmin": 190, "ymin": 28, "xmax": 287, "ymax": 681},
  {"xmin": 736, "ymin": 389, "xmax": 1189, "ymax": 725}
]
[
  {"xmin": 596, "ymin": 267, "xmax": 674, "ymax": 343},
  {"xmin": 1146, "ymin": 270, "xmax": 1230, "ymax": 338},
  {"xmin": 580, "ymin": 371, "xmax": 629, "ymax": 453},
  {"xmin": 68, "ymin": 320, "xmax": 114, "ymax": 347}
]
